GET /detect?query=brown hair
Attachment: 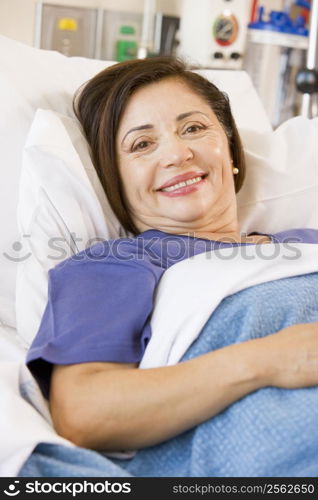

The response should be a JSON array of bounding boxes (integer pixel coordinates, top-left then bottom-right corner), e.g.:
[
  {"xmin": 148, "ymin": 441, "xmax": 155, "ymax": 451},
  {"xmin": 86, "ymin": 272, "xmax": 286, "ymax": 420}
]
[{"xmin": 73, "ymin": 56, "xmax": 246, "ymax": 235}]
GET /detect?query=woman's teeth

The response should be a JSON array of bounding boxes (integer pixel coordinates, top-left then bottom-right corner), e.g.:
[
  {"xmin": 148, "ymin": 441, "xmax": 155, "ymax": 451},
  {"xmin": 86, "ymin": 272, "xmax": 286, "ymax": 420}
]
[{"xmin": 161, "ymin": 176, "xmax": 203, "ymax": 192}]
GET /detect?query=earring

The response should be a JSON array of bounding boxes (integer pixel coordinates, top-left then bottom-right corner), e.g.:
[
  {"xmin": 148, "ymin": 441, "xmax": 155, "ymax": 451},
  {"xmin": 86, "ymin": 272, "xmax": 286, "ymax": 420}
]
[{"xmin": 232, "ymin": 167, "xmax": 239, "ymax": 175}]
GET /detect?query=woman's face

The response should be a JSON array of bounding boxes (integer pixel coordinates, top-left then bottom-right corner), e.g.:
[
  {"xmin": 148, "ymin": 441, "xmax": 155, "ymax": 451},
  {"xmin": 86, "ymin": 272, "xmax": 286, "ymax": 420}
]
[{"xmin": 116, "ymin": 77, "xmax": 237, "ymax": 235}]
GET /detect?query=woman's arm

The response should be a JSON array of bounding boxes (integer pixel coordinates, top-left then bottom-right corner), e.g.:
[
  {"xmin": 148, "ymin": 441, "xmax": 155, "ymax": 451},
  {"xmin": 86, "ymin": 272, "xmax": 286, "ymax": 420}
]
[{"xmin": 49, "ymin": 322, "xmax": 318, "ymax": 451}]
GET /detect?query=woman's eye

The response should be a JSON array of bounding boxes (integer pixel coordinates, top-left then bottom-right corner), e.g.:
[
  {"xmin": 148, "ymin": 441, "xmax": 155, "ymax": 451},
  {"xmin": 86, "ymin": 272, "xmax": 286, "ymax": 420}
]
[
  {"xmin": 132, "ymin": 140, "xmax": 150, "ymax": 151},
  {"xmin": 184, "ymin": 124, "xmax": 204, "ymax": 134}
]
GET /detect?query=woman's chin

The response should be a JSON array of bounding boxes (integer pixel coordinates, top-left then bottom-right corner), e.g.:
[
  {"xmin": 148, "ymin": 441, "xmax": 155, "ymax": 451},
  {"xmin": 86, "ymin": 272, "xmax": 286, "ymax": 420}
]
[{"xmin": 167, "ymin": 209, "xmax": 209, "ymax": 225}]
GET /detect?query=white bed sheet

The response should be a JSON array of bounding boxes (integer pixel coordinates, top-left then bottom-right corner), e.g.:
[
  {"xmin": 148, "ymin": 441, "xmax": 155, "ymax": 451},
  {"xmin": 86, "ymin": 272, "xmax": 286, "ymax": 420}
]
[{"xmin": 0, "ymin": 324, "xmax": 73, "ymax": 477}]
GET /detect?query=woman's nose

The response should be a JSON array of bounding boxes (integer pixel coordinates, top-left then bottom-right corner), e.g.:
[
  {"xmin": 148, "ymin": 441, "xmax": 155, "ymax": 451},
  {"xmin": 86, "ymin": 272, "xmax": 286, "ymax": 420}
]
[{"xmin": 159, "ymin": 136, "xmax": 194, "ymax": 168}]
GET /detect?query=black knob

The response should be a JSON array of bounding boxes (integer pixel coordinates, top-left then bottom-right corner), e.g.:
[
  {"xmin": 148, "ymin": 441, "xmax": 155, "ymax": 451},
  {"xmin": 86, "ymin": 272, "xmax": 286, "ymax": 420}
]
[
  {"xmin": 214, "ymin": 52, "xmax": 224, "ymax": 59},
  {"xmin": 296, "ymin": 69, "xmax": 318, "ymax": 94},
  {"xmin": 230, "ymin": 52, "xmax": 241, "ymax": 60}
]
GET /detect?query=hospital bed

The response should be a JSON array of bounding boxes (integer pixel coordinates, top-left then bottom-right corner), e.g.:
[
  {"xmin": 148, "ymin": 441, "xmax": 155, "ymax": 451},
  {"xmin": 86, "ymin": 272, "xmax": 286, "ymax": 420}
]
[{"xmin": 1, "ymin": 34, "xmax": 318, "ymax": 477}]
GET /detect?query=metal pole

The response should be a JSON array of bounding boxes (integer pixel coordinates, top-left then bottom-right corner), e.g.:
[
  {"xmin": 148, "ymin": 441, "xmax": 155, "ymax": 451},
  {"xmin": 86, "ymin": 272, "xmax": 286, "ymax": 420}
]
[
  {"xmin": 301, "ymin": 0, "xmax": 318, "ymax": 117},
  {"xmin": 138, "ymin": 0, "xmax": 156, "ymax": 59},
  {"xmin": 33, "ymin": 1, "xmax": 43, "ymax": 48},
  {"xmin": 94, "ymin": 8, "xmax": 104, "ymax": 61}
]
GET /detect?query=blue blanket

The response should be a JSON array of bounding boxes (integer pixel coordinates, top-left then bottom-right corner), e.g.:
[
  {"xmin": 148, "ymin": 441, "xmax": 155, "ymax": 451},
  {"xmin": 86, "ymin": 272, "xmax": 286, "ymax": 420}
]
[{"xmin": 19, "ymin": 272, "xmax": 318, "ymax": 477}]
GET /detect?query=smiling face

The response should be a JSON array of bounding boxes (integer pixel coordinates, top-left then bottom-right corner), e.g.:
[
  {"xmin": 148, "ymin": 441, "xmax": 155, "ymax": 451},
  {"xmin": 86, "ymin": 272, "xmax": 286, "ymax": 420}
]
[{"xmin": 116, "ymin": 77, "xmax": 239, "ymax": 237}]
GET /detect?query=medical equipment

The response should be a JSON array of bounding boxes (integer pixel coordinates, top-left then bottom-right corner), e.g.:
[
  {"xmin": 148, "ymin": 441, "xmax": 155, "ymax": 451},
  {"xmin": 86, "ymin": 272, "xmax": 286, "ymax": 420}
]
[
  {"xmin": 116, "ymin": 25, "xmax": 138, "ymax": 62},
  {"xmin": 153, "ymin": 14, "xmax": 180, "ymax": 57},
  {"xmin": 99, "ymin": 10, "xmax": 141, "ymax": 62},
  {"xmin": 243, "ymin": 3, "xmax": 309, "ymax": 127},
  {"xmin": 296, "ymin": 0, "xmax": 318, "ymax": 118},
  {"xmin": 178, "ymin": 0, "xmax": 252, "ymax": 69},
  {"xmin": 137, "ymin": 0, "xmax": 180, "ymax": 59},
  {"xmin": 35, "ymin": 3, "xmax": 98, "ymax": 58},
  {"xmin": 2, "ymin": 33, "xmax": 318, "ymax": 477},
  {"xmin": 35, "ymin": 1, "xmax": 179, "ymax": 62}
]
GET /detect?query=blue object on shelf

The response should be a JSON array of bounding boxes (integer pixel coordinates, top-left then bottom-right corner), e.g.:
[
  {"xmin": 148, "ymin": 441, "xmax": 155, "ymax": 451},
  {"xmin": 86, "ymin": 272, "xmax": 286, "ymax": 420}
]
[
  {"xmin": 294, "ymin": 0, "xmax": 310, "ymax": 9},
  {"xmin": 248, "ymin": 5, "xmax": 309, "ymax": 36}
]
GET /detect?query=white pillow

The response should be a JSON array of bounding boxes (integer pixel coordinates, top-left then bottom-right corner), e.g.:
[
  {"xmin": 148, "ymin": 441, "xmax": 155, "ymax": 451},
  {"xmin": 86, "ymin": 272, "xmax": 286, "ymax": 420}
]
[
  {"xmin": 0, "ymin": 35, "xmax": 114, "ymax": 328},
  {"xmin": 16, "ymin": 109, "xmax": 318, "ymax": 347},
  {"xmin": 16, "ymin": 109, "xmax": 124, "ymax": 347},
  {"xmin": 237, "ymin": 117, "xmax": 318, "ymax": 233}
]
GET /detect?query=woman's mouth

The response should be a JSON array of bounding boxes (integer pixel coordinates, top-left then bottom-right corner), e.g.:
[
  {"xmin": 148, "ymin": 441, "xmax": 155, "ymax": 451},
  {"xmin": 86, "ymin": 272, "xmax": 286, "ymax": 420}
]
[{"xmin": 158, "ymin": 174, "xmax": 208, "ymax": 197}]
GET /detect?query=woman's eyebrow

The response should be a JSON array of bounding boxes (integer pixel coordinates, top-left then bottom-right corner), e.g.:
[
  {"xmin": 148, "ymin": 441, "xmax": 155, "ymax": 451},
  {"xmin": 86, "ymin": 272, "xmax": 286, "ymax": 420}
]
[
  {"xmin": 121, "ymin": 124, "xmax": 153, "ymax": 145},
  {"xmin": 176, "ymin": 110, "xmax": 209, "ymax": 121},
  {"xmin": 121, "ymin": 111, "xmax": 209, "ymax": 145}
]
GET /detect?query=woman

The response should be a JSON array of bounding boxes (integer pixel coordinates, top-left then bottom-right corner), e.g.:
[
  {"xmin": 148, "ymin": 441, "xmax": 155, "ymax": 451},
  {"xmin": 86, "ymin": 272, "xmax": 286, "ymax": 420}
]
[{"xmin": 26, "ymin": 56, "xmax": 318, "ymax": 461}]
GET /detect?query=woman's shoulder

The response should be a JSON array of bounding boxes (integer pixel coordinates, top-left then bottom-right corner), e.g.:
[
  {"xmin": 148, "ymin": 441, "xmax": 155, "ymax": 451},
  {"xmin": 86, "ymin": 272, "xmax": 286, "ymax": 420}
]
[{"xmin": 50, "ymin": 232, "xmax": 168, "ymax": 277}]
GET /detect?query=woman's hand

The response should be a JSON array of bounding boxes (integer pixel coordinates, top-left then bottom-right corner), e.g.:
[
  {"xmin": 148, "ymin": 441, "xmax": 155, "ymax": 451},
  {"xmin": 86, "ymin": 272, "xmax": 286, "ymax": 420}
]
[{"xmin": 259, "ymin": 321, "xmax": 318, "ymax": 389}]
